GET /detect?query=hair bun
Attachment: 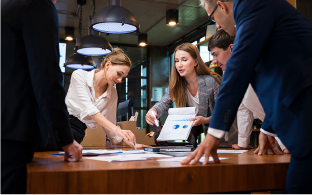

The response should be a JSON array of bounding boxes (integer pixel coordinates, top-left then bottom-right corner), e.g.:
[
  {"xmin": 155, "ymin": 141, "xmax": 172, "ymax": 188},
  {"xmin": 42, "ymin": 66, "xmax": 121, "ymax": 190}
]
[{"xmin": 112, "ymin": 48, "xmax": 124, "ymax": 54}]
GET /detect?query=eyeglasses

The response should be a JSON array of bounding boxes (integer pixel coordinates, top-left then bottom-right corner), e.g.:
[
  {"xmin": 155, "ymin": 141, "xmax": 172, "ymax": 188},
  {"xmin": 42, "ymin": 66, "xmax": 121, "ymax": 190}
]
[
  {"xmin": 208, "ymin": 0, "xmax": 228, "ymax": 22},
  {"xmin": 208, "ymin": 4, "xmax": 218, "ymax": 21}
]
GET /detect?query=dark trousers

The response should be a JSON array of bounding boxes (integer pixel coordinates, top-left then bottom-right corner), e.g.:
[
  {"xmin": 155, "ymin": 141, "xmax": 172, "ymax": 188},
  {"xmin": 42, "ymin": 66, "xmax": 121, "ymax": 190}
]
[
  {"xmin": 69, "ymin": 115, "xmax": 87, "ymax": 144},
  {"xmin": 1, "ymin": 140, "xmax": 36, "ymax": 194},
  {"xmin": 278, "ymin": 87, "xmax": 312, "ymax": 193}
]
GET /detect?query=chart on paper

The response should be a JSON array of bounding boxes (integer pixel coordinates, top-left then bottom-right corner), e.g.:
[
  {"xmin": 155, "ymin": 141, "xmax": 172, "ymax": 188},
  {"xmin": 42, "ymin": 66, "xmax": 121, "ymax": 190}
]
[{"xmin": 157, "ymin": 114, "xmax": 195, "ymax": 141}]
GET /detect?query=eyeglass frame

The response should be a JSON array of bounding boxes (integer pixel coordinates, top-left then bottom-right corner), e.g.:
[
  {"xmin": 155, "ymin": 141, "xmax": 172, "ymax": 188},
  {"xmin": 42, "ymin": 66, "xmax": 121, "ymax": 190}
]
[{"xmin": 208, "ymin": 0, "xmax": 228, "ymax": 21}]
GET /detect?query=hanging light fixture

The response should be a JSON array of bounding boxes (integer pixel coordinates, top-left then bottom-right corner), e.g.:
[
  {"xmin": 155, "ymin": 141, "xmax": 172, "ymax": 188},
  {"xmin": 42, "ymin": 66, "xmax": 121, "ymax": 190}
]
[
  {"xmin": 166, "ymin": 10, "xmax": 179, "ymax": 26},
  {"xmin": 91, "ymin": 0, "xmax": 139, "ymax": 34},
  {"xmin": 138, "ymin": 33, "xmax": 147, "ymax": 47},
  {"xmin": 64, "ymin": 52, "xmax": 96, "ymax": 70},
  {"xmin": 64, "ymin": 1, "xmax": 97, "ymax": 70},
  {"xmin": 65, "ymin": 27, "xmax": 74, "ymax": 41},
  {"xmin": 75, "ymin": 16, "xmax": 113, "ymax": 56}
]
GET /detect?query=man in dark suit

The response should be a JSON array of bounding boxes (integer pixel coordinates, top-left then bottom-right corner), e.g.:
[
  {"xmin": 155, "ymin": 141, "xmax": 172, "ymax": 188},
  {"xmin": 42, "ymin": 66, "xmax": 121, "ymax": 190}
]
[
  {"xmin": 1, "ymin": 0, "xmax": 83, "ymax": 193},
  {"xmin": 181, "ymin": 0, "xmax": 311, "ymax": 193}
]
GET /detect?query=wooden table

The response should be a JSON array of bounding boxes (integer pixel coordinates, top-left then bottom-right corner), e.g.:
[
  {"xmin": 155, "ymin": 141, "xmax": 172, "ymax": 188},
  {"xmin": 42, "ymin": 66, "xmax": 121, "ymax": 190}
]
[{"xmin": 27, "ymin": 147, "xmax": 290, "ymax": 194}]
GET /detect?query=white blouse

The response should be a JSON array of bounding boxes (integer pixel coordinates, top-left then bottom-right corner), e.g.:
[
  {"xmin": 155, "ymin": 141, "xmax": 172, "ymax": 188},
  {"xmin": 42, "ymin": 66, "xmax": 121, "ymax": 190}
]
[
  {"xmin": 186, "ymin": 88, "xmax": 199, "ymax": 115},
  {"xmin": 65, "ymin": 69, "xmax": 117, "ymax": 130}
]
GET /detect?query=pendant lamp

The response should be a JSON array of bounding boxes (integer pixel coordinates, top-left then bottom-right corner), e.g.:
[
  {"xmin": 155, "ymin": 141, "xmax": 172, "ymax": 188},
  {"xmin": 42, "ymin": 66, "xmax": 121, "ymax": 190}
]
[
  {"xmin": 91, "ymin": 0, "xmax": 139, "ymax": 34},
  {"xmin": 75, "ymin": 16, "xmax": 113, "ymax": 56},
  {"xmin": 64, "ymin": 52, "xmax": 96, "ymax": 70}
]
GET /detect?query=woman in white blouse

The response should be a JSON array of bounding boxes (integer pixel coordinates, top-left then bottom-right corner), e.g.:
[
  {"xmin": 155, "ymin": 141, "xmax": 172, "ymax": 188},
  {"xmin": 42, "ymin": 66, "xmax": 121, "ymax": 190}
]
[{"xmin": 65, "ymin": 48, "xmax": 138, "ymax": 148}]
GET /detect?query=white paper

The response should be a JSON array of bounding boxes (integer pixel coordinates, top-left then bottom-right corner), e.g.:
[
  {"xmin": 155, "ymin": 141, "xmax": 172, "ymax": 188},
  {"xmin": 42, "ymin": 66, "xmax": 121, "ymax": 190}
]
[
  {"xmin": 217, "ymin": 150, "xmax": 248, "ymax": 154},
  {"xmin": 168, "ymin": 107, "xmax": 198, "ymax": 115},
  {"xmin": 157, "ymin": 156, "xmax": 228, "ymax": 162},
  {"xmin": 120, "ymin": 150, "xmax": 147, "ymax": 154},
  {"xmin": 122, "ymin": 153, "xmax": 172, "ymax": 158},
  {"xmin": 82, "ymin": 149, "xmax": 123, "ymax": 154},
  {"xmin": 84, "ymin": 155, "xmax": 149, "ymax": 162},
  {"xmin": 157, "ymin": 107, "xmax": 197, "ymax": 141}
]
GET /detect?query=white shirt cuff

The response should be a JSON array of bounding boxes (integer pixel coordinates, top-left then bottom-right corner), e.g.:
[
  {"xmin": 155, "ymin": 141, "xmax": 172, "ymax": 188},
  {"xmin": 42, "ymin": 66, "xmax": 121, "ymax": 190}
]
[
  {"xmin": 238, "ymin": 137, "xmax": 250, "ymax": 148},
  {"xmin": 260, "ymin": 128, "xmax": 277, "ymax": 137},
  {"xmin": 208, "ymin": 127, "xmax": 226, "ymax": 139},
  {"xmin": 275, "ymin": 137, "xmax": 286, "ymax": 151}
]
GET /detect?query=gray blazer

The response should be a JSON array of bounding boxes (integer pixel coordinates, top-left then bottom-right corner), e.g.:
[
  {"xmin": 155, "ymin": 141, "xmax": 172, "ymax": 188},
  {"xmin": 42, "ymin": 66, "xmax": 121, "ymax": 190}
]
[{"xmin": 152, "ymin": 74, "xmax": 238, "ymax": 147}]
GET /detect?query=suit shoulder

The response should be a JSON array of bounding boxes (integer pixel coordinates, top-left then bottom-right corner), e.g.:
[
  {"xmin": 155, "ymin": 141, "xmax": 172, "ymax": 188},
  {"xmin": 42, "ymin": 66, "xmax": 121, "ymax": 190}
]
[{"xmin": 202, "ymin": 74, "xmax": 220, "ymax": 83}]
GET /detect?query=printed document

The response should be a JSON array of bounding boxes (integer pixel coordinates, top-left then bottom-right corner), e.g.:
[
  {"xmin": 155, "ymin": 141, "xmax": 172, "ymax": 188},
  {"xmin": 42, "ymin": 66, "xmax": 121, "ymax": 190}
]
[{"xmin": 157, "ymin": 107, "xmax": 198, "ymax": 141}]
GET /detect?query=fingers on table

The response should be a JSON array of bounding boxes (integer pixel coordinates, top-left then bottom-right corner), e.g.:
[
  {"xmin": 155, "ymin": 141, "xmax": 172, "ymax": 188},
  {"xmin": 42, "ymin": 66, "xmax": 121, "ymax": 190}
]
[
  {"xmin": 190, "ymin": 148, "xmax": 204, "ymax": 165},
  {"xmin": 180, "ymin": 149, "xmax": 197, "ymax": 165}
]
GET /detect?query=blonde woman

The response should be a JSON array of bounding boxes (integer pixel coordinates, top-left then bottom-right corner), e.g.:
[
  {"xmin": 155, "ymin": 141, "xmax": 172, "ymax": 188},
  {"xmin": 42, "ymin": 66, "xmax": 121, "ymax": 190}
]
[
  {"xmin": 66, "ymin": 48, "xmax": 141, "ymax": 148},
  {"xmin": 145, "ymin": 43, "xmax": 238, "ymax": 146}
]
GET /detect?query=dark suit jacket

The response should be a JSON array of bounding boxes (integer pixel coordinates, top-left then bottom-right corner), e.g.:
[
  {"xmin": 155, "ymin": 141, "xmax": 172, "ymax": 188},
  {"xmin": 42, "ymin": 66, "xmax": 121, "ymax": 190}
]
[
  {"xmin": 209, "ymin": 0, "xmax": 311, "ymax": 153},
  {"xmin": 1, "ymin": 0, "xmax": 74, "ymax": 147}
]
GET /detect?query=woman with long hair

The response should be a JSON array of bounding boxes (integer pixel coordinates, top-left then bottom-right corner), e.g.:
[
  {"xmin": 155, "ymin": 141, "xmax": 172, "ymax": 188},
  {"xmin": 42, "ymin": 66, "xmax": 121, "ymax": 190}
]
[
  {"xmin": 145, "ymin": 43, "xmax": 238, "ymax": 147},
  {"xmin": 66, "ymin": 48, "xmax": 143, "ymax": 148}
]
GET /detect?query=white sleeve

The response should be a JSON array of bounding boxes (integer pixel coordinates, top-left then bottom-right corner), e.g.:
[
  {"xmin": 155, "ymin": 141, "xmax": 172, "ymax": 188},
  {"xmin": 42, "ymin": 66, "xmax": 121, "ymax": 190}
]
[
  {"xmin": 67, "ymin": 70, "xmax": 100, "ymax": 121},
  {"xmin": 101, "ymin": 95, "xmax": 123, "ymax": 145},
  {"xmin": 260, "ymin": 128, "xmax": 277, "ymax": 137},
  {"xmin": 275, "ymin": 137, "xmax": 286, "ymax": 151},
  {"xmin": 237, "ymin": 102, "xmax": 254, "ymax": 148},
  {"xmin": 208, "ymin": 127, "xmax": 226, "ymax": 139},
  {"xmin": 243, "ymin": 84, "xmax": 265, "ymax": 121}
]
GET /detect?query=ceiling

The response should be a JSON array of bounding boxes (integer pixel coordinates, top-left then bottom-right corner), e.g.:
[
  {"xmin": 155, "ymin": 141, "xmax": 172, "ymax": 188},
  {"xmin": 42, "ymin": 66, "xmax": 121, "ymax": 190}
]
[{"xmin": 55, "ymin": 0, "xmax": 209, "ymax": 47}]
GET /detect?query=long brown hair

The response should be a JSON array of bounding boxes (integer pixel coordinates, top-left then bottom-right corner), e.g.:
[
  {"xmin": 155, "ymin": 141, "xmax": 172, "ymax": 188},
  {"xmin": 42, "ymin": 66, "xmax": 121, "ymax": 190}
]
[{"xmin": 169, "ymin": 43, "xmax": 222, "ymax": 107}]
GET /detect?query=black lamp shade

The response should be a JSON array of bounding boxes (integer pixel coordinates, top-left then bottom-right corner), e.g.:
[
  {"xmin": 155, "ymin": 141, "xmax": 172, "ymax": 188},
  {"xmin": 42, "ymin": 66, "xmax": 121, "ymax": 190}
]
[
  {"xmin": 75, "ymin": 34, "xmax": 113, "ymax": 56},
  {"xmin": 138, "ymin": 33, "xmax": 147, "ymax": 47},
  {"xmin": 64, "ymin": 53, "xmax": 96, "ymax": 70},
  {"xmin": 166, "ymin": 10, "xmax": 179, "ymax": 26},
  {"xmin": 65, "ymin": 27, "xmax": 74, "ymax": 41},
  {"xmin": 91, "ymin": 5, "xmax": 139, "ymax": 34}
]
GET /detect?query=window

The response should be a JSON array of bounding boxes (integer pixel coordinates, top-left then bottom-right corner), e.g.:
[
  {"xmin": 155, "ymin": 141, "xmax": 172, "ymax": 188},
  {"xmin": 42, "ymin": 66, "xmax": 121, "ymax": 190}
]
[{"xmin": 115, "ymin": 46, "xmax": 149, "ymax": 131}]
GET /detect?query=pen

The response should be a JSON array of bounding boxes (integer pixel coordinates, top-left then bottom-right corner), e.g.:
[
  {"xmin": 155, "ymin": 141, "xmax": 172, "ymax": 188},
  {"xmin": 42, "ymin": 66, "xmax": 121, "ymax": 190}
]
[
  {"xmin": 151, "ymin": 111, "xmax": 159, "ymax": 127},
  {"xmin": 133, "ymin": 141, "xmax": 137, "ymax": 150}
]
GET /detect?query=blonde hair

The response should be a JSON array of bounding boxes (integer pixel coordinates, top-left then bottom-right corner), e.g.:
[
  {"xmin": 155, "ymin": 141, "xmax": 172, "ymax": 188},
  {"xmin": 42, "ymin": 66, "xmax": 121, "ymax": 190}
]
[
  {"xmin": 169, "ymin": 43, "xmax": 222, "ymax": 108},
  {"xmin": 100, "ymin": 48, "xmax": 132, "ymax": 69}
]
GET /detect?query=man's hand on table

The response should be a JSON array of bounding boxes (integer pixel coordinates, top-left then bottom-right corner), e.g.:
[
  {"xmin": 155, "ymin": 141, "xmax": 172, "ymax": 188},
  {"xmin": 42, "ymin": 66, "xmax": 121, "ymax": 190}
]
[
  {"xmin": 254, "ymin": 132, "xmax": 283, "ymax": 155},
  {"xmin": 181, "ymin": 134, "xmax": 220, "ymax": 165},
  {"xmin": 62, "ymin": 140, "xmax": 83, "ymax": 161}
]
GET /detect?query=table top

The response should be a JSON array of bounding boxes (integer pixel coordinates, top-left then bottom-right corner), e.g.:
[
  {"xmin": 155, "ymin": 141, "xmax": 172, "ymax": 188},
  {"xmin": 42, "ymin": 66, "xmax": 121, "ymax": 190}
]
[
  {"xmin": 27, "ymin": 146, "xmax": 291, "ymax": 194},
  {"xmin": 28, "ymin": 146, "xmax": 290, "ymax": 171}
]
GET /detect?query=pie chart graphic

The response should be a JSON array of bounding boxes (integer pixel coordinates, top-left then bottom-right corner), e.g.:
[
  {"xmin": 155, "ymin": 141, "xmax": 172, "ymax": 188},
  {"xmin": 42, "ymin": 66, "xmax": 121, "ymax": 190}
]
[{"xmin": 173, "ymin": 124, "xmax": 179, "ymax": 129}]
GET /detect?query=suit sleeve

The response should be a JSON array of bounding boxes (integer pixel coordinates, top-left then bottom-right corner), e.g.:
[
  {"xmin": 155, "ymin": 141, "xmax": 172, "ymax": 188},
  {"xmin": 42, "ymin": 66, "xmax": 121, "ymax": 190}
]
[
  {"xmin": 260, "ymin": 115, "xmax": 276, "ymax": 136},
  {"xmin": 22, "ymin": 0, "xmax": 73, "ymax": 147},
  {"xmin": 209, "ymin": 0, "xmax": 275, "ymax": 132},
  {"xmin": 152, "ymin": 88, "xmax": 173, "ymax": 118}
]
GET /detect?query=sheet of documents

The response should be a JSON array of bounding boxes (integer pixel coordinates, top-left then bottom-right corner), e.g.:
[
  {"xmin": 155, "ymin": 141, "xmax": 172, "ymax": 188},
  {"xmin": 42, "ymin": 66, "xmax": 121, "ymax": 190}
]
[
  {"xmin": 120, "ymin": 150, "xmax": 147, "ymax": 154},
  {"xmin": 53, "ymin": 149, "xmax": 123, "ymax": 155},
  {"xmin": 121, "ymin": 153, "xmax": 172, "ymax": 158},
  {"xmin": 217, "ymin": 150, "xmax": 248, "ymax": 154},
  {"xmin": 84, "ymin": 155, "xmax": 149, "ymax": 162},
  {"xmin": 157, "ymin": 156, "xmax": 228, "ymax": 162},
  {"xmin": 157, "ymin": 107, "xmax": 198, "ymax": 141},
  {"xmin": 82, "ymin": 149, "xmax": 123, "ymax": 154}
]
